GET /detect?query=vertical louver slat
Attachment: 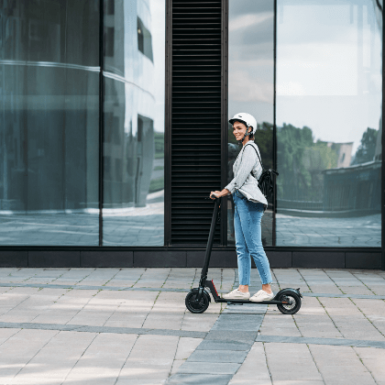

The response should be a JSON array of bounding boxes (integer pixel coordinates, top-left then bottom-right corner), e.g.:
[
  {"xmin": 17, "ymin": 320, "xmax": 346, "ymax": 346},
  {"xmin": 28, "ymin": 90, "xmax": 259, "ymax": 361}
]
[{"xmin": 171, "ymin": 0, "xmax": 222, "ymax": 245}]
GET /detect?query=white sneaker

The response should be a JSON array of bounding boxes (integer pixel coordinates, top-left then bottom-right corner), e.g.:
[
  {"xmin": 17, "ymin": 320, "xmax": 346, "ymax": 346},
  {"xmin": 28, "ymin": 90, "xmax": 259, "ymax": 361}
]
[
  {"xmin": 222, "ymin": 289, "xmax": 250, "ymax": 300},
  {"xmin": 249, "ymin": 290, "xmax": 274, "ymax": 302}
]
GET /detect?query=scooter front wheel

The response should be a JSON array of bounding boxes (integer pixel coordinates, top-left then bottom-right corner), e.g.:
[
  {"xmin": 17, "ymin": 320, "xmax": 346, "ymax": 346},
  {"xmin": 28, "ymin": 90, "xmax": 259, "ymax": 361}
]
[
  {"xmin": 185, "ymin": 289, "xmax": 210, "ymax": 314},
  {"xmin": 277, "ymin": 292, "xmax": 302, "ymax": 315}
]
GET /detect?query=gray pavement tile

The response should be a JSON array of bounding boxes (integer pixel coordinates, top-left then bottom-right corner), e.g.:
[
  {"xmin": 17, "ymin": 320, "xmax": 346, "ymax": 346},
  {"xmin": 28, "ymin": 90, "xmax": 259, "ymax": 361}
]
[
  {"xmin": 0, "ymin": 328, "xmax": 21, "ymax": 345},
  {"xmin": 142, "ymin": 312, "xmax": 184, "ymax": 330},
  {"xmin": 318, "ymin": 299, "xmax": 385, "ymax": 341},
  {"xmin": 175, "ymin": 337, "xmax": 203, "ymax": 360},
  {"xmin": 10, "ymin": 328, "xmax": 59, "ymax": 342},
  {"xmin": 0, "ymin": 321, "xmax": 207, "ymax": 339},
  {"xmin": 339, "ymin": 286, "xmax": 375, "ymax": 296},
  {"xmin": 256, "ymin": 334, "xmax": 385, "ymax": 349},
  {"xmin": 303, "ymin": 292, "xmax": 385, "ymax": 300},
  {"xmin": 63, "ymin": 376, "xmax": 117, "ymax": 385},
  {"xmin": 144, "ymin": 328, "xmax": 206, "ymax": 338},
  {"xmin": 117, "ymin": 334, "xmax": 176, "ymax": 384},
  {"xmin": 76, "ymin": 333, "xmax": 137, "ymax": 361},
  {"xmin": 196, "ymin": 340, "xmax": 253, "ymax": 351},
  {"xmin": 187, "ymin": 349, "xmax": 247, "ymax": 363},
  {"xmin": 259, "ymin": 310, "xmax": 302, "ymax": 337},
  {"xmin": 355, "ymin": 347, "xmax": 385, "ymax": 385},
  {"xmin": 211, "ymin": 314, "xmax": 264, "ymax": 332},
  {"xmin": 178, "ymin": 362, "xmax": 241, "ymax": 375},
  {"xmin": 332, "ymin": 321, "xmax": 384, "ymax": 341},
  {"xmin": 309, "ymin": 345, "xmax": 377, "ymax": 385},
  {"xmin": 0, "ymin": 330, "xmax": 59, "ymax": 379},
  {"xmin": 125, "ymin": 334, "xmax": 178, "ymax": 365},
  {"xmin": 181, "ymin": 313, "xmax": 219, "ymax": 333},
  {"xmin": 171, "ymin": 359, "xmax": 186, "ymax": 375},
  {"xmin": 64, "ymin": 347, "xmax": 135, "ymax": 384},
  {"xmin": 223, "ymin": 303, "xmax": 267, "ymax": 314},
  {"xmin": 206, "ymin": 330, "xmax": 258, "ymax": 342},
  {"xmin": 134, "ymin": 268, "xmax": 171, "ymax": 289},
  {"xmin": 103, "ymin": 318, "xmax": 147, "ymax": 329},
  {"xmin": 15, "ymin": 338, "xmax": 96, "ymax": 380},
  {"xmin": 228, "ymin": 343, "xmax": 272, "ymax": 385},
  {"xmin": 1, "ymin": 321, "xmax": 78, "ymax": 332},
  {"xmin": 167, "ymin": 374, "xmax": 233, "ymax": 385},
  {"xmin": 264, "ymin": 342, "xmax": 324, "ymax": 384},
  {"xmin": 114, "ymin": 366, "xmax": 171, "ymax": 385},
  {"xmin": 292, "ymin": 297, "xmax": 342, "ymax": 339}
]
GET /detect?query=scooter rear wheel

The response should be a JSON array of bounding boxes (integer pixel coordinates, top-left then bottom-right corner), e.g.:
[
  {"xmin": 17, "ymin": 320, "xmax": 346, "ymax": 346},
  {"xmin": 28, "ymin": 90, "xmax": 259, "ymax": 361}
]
[
  {"xmin": 277, "ymin": 292, "xmax": 301, "ymax": 315},
  {"xmin": 185, "ymin": 289, "xmax": 210, "ymax": 314}
]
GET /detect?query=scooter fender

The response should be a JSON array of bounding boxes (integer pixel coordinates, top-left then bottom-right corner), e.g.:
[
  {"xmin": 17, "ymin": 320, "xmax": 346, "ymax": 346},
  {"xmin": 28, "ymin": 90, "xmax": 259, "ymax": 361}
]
[
  {"xmin": 190, "ymin": 287, "xmax": 211, "ymax": 302},
  {"xmin": 273, "ymin": 288, "xmax": 302, "ymax": 300}
]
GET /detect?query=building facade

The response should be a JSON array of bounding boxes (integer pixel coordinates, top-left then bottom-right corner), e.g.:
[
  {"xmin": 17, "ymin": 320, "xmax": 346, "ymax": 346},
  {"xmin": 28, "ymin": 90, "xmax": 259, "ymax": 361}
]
[{"xmin": 0, "ymin": 0, "xmax": 383, "ymax": 269}]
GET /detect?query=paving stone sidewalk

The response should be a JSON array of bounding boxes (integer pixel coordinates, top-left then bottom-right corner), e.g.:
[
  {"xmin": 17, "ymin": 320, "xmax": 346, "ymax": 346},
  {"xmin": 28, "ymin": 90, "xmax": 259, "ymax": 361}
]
[{"xmin": 0, "ymin": 267, "xmax": 384, "ymax": 384}]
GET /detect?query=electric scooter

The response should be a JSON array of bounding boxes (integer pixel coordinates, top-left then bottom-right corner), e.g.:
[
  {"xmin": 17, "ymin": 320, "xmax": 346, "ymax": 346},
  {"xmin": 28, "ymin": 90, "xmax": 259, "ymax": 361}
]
[{"xmin": 185, "ymin": 194, "xmax": 302, "ymax": 315}]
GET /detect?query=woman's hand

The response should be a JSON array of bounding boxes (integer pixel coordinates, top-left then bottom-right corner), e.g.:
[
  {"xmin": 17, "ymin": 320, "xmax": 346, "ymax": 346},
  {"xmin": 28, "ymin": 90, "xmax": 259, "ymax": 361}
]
[{"xmin": 210, "ymin": 190, "xmax": 222, "ymax": 199}]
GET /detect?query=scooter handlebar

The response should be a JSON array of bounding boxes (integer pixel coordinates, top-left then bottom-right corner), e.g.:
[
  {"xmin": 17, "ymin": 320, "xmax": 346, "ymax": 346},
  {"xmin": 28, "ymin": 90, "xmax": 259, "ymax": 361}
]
[{"xmin": 205, "ymin": 194, "xmax": 221, "ymax": 200}]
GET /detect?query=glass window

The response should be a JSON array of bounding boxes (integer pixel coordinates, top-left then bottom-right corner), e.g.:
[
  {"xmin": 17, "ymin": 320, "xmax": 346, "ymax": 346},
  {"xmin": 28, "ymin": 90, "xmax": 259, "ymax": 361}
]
[
  {"xmin": 228, "ymin": 0, "xmax": 275, "ymax": 246},
  {"xmin": 102, "ymin": 0, "xmax": 165, "ymax": 246},
  {"xmin": 276, "ymin": 0, "xmax": 382, "ymax": 247},
  {"xmin": 0, "ymin": 0, "xmax": 100, "ymax": 245}
]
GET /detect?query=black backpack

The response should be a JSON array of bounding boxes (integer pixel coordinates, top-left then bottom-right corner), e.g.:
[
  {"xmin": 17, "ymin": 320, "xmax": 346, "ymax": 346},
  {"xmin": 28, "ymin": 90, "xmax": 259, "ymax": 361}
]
[{"xmin": 241, "ymin": 143, "xmax": 279, "ymax": 200}]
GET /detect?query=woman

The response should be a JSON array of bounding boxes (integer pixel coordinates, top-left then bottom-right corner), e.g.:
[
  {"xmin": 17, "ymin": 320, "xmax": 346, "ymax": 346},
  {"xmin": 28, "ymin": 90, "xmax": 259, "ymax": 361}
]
[{"xmin": 209, "ymin": 112, "xmax": 274, "ymax": 302}]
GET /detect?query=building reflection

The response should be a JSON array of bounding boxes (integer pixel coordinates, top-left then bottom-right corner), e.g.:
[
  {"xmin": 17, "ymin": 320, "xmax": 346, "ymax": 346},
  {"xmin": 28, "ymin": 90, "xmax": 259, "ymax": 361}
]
[
  {"xmin": 102, "ymin": 0, "xmax": 164, "ymax": 246},
  {"xmin": 0, "ymin": 1, "xmax": 100, "ymax": 245},
  {"xmin": 0, "ymin": 0, "xmax": 165, "ymax": 246}
]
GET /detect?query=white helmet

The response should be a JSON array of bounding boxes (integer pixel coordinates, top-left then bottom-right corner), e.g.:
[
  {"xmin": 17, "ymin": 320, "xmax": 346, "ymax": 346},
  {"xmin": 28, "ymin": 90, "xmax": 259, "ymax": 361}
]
[{"xmin": 229, "ymin": 112, "xmax": 257, "ymax": 135}]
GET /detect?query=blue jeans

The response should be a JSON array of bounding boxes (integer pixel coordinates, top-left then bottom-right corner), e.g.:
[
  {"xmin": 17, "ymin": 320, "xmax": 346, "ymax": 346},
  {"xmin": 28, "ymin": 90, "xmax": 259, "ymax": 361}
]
[{"xmin": 233, "ymin": 190, "xmax": 272, "ymax": 286}]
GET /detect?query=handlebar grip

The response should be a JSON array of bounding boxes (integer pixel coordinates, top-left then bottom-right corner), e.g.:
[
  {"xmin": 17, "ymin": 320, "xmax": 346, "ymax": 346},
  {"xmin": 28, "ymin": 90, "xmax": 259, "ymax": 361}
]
[{"xmin": 205, "ymin": 194, "xmax": 221, "ymax": 200}]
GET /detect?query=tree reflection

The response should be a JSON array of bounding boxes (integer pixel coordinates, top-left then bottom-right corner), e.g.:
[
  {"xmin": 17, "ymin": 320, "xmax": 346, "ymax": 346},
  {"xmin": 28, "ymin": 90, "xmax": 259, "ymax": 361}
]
[
  {"xmin": 277, "ymin": 123, "xmax": 381, "ymax": 215},
  {"xmin": 352, "ymin": 128, "xmax": 379, "ymax": 165}
]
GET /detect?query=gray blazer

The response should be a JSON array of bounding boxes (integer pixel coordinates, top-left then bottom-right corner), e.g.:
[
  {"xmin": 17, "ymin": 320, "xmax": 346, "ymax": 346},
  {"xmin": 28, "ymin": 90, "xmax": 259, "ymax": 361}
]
[{"xmin": 224, "ymin": 142, "xmax": 268, "ymax": 209}]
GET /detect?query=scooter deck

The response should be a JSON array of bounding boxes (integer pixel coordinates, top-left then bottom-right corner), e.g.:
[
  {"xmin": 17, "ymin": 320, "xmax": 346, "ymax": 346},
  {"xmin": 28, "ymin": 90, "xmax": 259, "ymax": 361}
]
[{"xmin": 215, "ymin": 298, "xmax": 286, "ymax": 305}]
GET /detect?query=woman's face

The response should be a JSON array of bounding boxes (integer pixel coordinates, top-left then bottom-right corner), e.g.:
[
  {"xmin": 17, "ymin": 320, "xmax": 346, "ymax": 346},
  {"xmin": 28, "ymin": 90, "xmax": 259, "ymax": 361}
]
[{"xmin": 232, "ymin": 121, "xmax": 251, "ymax": 141}]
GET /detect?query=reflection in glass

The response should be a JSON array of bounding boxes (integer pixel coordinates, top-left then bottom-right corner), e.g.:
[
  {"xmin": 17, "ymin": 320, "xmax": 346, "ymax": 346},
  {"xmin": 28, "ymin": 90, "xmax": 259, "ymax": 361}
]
[
  {"xmin": 0, "ymin": 1, "xmax": 100, "ymax": 245},
  {"xmin": 276, "ymin": 0, "xmax": 382, "ymax": 246},
  {"xmin": 102, "ymin": 0, "xmax": 165, "ymax": 246},
  {"xmin": 228, "ymin": 0, "xmax": 274, "ymax": 246}
]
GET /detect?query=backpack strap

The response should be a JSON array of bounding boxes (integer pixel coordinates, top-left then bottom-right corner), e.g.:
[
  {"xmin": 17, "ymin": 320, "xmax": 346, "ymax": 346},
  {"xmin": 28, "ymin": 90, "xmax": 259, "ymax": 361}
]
[{"xmin": 240, "ymin": 143, "xmax": 264, "ymax": 175}]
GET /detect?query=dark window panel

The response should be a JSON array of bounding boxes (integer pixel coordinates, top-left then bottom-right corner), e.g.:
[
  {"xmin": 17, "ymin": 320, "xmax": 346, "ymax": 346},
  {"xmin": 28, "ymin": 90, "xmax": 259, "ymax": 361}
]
[
  {"xmin": 107, "ymin": 0, "xmax": 115, "ymax": 15},
  {"xmin": 137, "ymin": 17, "xmax": 153, "ymax": 62},
  {"xmin": 105, "ymin": 27, "xmax": 115, "ymax": 57}
]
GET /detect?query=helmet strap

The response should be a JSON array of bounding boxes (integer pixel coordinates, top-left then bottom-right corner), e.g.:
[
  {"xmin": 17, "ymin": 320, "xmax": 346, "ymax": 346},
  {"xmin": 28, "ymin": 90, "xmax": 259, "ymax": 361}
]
[{"xmin": 238, "ymin": 128, "xmax": 253, "ymax": 145}]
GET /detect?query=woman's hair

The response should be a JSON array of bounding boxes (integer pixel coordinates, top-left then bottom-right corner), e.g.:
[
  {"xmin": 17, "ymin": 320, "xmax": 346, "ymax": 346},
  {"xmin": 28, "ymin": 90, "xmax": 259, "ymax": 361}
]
[{"xmin": 248, "ymin": 128, "xmax": 254, "ymax": 141}]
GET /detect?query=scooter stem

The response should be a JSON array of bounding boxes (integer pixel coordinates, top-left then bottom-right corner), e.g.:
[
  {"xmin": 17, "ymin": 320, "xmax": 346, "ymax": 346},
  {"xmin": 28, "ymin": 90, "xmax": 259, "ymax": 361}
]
[{"xmin": 199, "ymin": 196, "xmax": 221, "ymax": 287}]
